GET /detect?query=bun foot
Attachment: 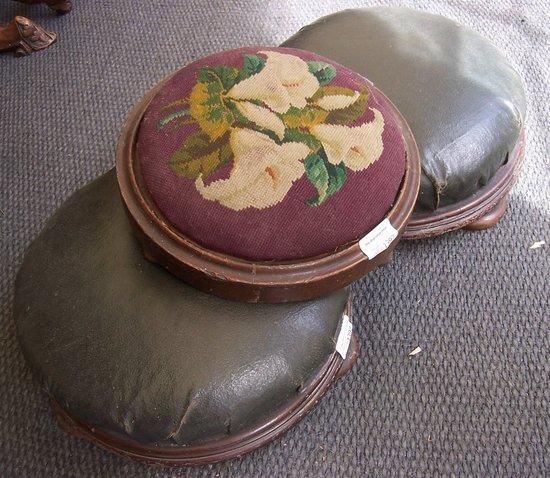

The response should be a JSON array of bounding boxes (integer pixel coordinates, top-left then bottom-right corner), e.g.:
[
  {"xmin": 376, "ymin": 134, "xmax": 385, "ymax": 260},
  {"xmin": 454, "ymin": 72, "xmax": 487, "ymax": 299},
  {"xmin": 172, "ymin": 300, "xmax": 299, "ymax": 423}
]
[
  {"xmin": 0, "ymin": 16, "xmax": 57, "ymax": 57},
  {"xmin": 141, "ymin": 243, "xmax": 159, "ymax": 264},
  {"xmin": 13, "ymin": 0, "xmax": 73, "ymax": 14},
  {"xmin": 465, "ymin": 196, "xmax": 508, "ymax": 231},
  {"xmin": 46, "ymin": 0, "xmax": 72, "ymax": 14}
]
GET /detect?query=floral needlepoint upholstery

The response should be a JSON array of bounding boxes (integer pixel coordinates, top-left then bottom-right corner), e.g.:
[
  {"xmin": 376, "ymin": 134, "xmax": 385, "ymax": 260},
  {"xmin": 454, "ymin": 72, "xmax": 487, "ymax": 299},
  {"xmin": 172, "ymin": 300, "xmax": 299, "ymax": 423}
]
[{"xmin": 138, "ymin": 47, "xmax": 407, "ymax": 261}]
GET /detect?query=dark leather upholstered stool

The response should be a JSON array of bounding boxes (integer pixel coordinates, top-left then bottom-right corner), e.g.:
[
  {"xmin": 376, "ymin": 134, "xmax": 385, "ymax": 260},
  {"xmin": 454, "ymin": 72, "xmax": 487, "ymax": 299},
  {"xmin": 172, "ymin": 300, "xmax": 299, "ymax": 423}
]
[
  {"xmin": 14, "ymin": 171, "xmax": 358, "ymax": 465},
  {"xmin": 283, "ymin": 7, "xmax": 527, "ymax": 238}
]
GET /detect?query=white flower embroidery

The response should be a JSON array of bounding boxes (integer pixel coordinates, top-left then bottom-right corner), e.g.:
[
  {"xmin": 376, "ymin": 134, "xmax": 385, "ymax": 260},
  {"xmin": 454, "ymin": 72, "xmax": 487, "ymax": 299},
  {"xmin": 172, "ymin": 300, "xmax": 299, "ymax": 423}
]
[
  {"xmin": 195, "ymin": 128, "xmax": 310, "ymax": 210},
  {"xmin": 227, "ymin": 51, "xmax": 319, "ymax": 114},
  {"xmin": 315, "ymin": 91, "xmax": 360, "ymax": 111},
  {"xmin": 234, "ymin": 101, "xmax": 286, "ymax": 140},
  {"xmin": 312, "ymin": 109, "xmax": 385, "ymax": 172}
]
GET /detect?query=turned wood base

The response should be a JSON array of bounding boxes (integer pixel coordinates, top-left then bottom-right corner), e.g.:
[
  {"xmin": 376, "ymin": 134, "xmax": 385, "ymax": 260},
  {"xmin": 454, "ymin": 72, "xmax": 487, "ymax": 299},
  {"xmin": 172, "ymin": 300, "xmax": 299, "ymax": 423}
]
[
  {"xmin": 0, "ymin": 15, "xmax": 56, "ymax": 56},
  {"xmin": 404, "ymin": 129, "xmax": 525, "ymax": 239},
  {"xmin": 51, "ymin": 326, "xmax": 359, "ymax": 466},
  {"xmin": 14, "ymin": 0, "xmax": 72, "ymax": 14},
  {"xmin": 464, "ymin": 197, "xmax": 508, "ymax": 231}
]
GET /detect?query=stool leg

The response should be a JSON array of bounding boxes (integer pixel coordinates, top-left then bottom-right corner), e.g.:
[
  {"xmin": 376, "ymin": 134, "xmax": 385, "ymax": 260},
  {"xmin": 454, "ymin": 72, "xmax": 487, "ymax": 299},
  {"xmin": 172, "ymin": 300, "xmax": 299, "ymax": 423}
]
[
  {"xmin": 464, "ymin": 196, "xmax": 509, "ymax": 231},
  {"xmin": 44, "ymin": 0, "xmax": 72, "ymax": 14},
  {"xmin": 12, "ymin": 0, "xmax": 73, "ymax": 15}
]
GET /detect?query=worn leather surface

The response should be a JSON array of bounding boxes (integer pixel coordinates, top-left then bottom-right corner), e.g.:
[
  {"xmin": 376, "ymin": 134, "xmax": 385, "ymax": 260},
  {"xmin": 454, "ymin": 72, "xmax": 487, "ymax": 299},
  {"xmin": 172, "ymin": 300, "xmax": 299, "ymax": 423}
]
[
  {"xmin": 14, "ymin": 170, "xmax": 349, "ymax": 446},
  {"xmin": 282, "ymin": 7, "xmax": 526, "ymax": 211}
]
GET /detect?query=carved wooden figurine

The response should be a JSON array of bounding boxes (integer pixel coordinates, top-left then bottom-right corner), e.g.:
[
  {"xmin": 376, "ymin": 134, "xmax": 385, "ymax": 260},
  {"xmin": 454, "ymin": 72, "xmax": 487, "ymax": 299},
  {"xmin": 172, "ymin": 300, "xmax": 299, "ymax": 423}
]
[
  {"xmin": 0, "ymin": 15, "xmax": 56, "ymax": 57},
  {"xmin": 14, "ymin": 0, "xmax": 72, "ymax": 14}
]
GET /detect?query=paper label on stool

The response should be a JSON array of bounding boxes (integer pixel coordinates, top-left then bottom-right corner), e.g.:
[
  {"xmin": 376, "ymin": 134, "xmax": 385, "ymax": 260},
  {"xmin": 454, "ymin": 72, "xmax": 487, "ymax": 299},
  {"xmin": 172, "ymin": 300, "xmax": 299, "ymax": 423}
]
[
  {"xmin": 359, "ymin": 218, "xmax": 398, "ymax": 259},
  {"xmin": 336, "ymin": 314, "xmax": 353, "ymax": 360}
]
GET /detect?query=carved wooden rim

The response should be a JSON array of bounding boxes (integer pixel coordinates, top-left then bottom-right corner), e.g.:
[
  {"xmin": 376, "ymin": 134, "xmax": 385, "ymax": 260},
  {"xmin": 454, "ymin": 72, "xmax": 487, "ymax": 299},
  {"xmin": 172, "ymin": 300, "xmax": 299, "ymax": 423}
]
[
  {"xmin": 52, "ymin": 306, "xmax": 359, "ymax": 466},
  {"xmin": 116, "ymin": 78, "xmax": 421, "ymax": 303},
  {"xmin": 404, "ymin": 129, "xmax": 525, "ymax": 239}
]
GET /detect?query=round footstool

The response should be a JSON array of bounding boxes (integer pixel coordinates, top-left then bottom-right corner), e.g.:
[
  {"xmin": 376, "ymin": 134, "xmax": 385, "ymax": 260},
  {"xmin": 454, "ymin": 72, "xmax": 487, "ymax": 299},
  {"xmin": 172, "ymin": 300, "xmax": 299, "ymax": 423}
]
[
  {"xmin": 118, "ymin": 46, "xmax": 420, "ymax": 302},
  {"xmin": 282, "ymin": 7, "xmax": 526, "ymax": 238},
  {"xmin": 14, "ymin": 170, "xmax": 358, "ymax": 465}
]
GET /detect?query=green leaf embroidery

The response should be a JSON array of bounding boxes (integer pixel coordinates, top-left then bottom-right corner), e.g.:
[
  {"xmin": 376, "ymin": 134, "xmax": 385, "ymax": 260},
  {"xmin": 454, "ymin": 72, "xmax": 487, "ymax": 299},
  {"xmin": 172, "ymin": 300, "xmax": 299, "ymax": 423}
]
[
  {"xmin": 284, "ymin": 128, "xmax": 322, "ymax": 152},
  {"xmin": 161, "ymin": 98, "xmax": 189, "ymax": 111},
  {"xmin": 304, "ymin": 153, "xmax": 329, "ymax": 204},
  {"xmin": 280, "ymin": 105, "xmax": 328, "ymax": 129},
  {"xmin": 189, "ymin": 68, "xmax": 234, "ymax": 140},
  {"xmin": 241, "ymin": 54, "xmax": 266, "ymax": 79},
  {"xmin": 157, "ymin": 108, "xmax": 191, "ymax": 130},
  {"xmin": 170, "ymin": 131, "xmax": 233, "ymax": 179},
  {"xmin": 307, "ymin": 61, "xmax": 337, "ymax": 86},
  {"xmin": 310, "ymin": 85, "xmax": 360, "ymax": 102},
  {"xmin": 197, "ymin": 66, "xmax": 239, "ymax": 90},
  {"xmin": 325, "ymin": 89, "xmax": 370, "ymax": 125},
  {"xmin": 324, "ymin": 160, "xmax": 347, "ymax": 199},
  {"xmin": 210, "ymin": 65, "xmax": 240, "ymax": 90},
  {"xmin": 304, "ymin": 150, "xmax": 347, "ymax": 206}
]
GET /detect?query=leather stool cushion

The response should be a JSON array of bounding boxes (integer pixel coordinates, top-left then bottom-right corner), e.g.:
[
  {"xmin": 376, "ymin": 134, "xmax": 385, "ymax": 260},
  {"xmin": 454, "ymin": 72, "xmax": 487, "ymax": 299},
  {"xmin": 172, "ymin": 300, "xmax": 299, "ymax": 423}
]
[
  {"xmin": 137, "ymin": 47, "xmax": 407, "ymax": 261},
  {"xmin": 282, "ymin": 7, "xmax": 526, "ymax": 211},
  {"xmin": 14, "ymin": 171, "xmax": 349, "ymax": 446}
]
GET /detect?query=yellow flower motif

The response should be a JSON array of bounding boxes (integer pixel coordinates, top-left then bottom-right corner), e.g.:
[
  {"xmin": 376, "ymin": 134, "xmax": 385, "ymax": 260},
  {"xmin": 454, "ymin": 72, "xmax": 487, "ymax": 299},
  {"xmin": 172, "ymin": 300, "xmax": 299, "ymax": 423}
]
[
  {"xmin": 234, "ymin": 101, "xmax": 286, "ymax": 140},
  {"xmin": 195, "ymin": 128, "xmax": 310, "ymax": 210},
  {"xmin": 227, "ymin": 51, "xmax": 320, "ymax": 114},
  {"xmin": 189, "ymin": 81, "xmax": 232, "ymax": 140},
  {"xmin": 311, "ymin": 109, "xmax": 385, "ymax": 172},
  {"xmin": 315, "ymin": 90, "xmax": 360, "ymax": 111}
]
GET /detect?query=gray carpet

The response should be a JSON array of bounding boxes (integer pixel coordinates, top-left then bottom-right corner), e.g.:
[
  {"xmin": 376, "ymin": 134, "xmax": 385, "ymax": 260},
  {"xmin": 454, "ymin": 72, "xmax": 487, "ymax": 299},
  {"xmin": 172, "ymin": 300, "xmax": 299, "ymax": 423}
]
[{"xmin": 1, "ymin": 0, "xmax": 548, "ymax": 476}]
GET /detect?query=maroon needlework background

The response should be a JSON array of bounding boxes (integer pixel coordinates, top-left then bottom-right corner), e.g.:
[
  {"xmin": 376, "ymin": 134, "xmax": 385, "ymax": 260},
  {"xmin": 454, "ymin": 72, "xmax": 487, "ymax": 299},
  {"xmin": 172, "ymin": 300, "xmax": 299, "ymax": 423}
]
[{"xmin": 137, "ymin": 47, "xmax": 406, "ymax": 261}]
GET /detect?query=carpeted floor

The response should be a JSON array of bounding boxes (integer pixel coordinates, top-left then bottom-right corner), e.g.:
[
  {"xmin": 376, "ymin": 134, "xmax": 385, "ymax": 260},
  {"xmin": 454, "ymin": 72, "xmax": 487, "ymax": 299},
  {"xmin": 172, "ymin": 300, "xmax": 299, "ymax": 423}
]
[{"xmin": 0, "ymin": 1, "xmax": 548, "ymax": 476}]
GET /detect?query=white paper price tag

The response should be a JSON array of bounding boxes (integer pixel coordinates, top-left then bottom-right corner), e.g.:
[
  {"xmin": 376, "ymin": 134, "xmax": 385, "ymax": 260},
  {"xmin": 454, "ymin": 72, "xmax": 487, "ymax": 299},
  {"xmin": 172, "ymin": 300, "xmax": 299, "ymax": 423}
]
[
  {"xmin": 359, "ymin": 218, "xmax": 398, "ymax": 259},
  {"xmin": 335, "ymin": 314, "xmax": 353, "ymax": 360}
]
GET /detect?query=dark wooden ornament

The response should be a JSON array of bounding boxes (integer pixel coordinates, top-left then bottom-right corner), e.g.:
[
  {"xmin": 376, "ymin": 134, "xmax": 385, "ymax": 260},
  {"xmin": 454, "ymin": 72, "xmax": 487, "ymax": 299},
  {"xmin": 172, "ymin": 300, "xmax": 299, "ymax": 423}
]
[
  {"xmin": 14, "ymin": 0, "xmax": 72, "ymax": 14},
  {"xmin": 51, "ymin": 328, "xmax": 359, "ymax": 467},
  {"xmin": 117, "ymin": 79, "xmax": 421, "ymax": 304},
  {"xmin": 0, "ymin": 15, "xmax": 56, "ymax": 56}
]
